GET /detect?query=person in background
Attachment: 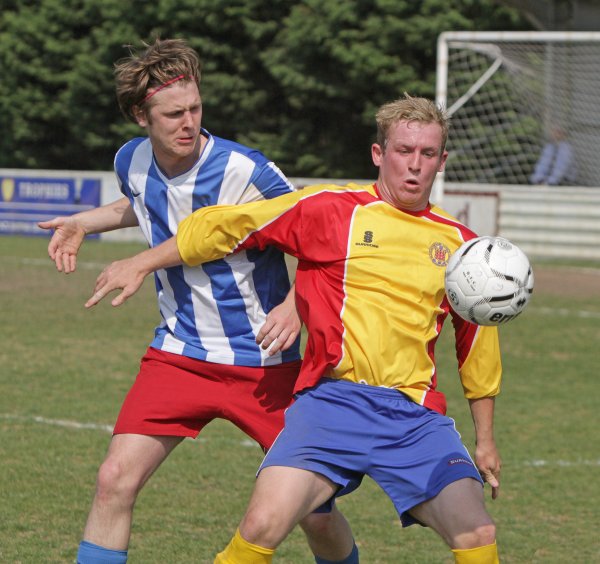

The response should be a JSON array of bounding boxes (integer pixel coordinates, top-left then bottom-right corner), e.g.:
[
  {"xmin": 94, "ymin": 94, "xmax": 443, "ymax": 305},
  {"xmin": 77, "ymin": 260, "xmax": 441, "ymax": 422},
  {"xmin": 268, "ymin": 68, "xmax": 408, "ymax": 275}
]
[
  {"xmin": 84, "ymin": 94, "xmax": 504, "ymax": 564},
  {"xmin": 38, "ymin": 38, "xmax": 356, "ymax": 564},
  {"xmin": 530, "ymin": 126, "xmax": 576, "ymax": 185}
]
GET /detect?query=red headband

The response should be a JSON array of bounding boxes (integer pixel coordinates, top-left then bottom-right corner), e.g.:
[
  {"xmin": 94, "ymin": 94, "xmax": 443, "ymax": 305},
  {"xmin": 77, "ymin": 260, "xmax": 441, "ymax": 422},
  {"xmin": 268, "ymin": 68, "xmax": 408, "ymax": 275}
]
[{"xmin": 142, "ymin": 74, "xmax": 187, "ymax": 103}]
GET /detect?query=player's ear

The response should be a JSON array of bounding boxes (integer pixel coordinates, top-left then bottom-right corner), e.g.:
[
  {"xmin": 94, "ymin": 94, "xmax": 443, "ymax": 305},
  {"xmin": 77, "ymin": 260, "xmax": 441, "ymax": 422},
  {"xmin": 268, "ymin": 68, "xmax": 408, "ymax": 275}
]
[
  {"xmin": 438, "ymin": 150, "xmax": 449, "ymax": 172},
  {"xmin": 133, "ymin": 105, "xmax": 148, "ymax": 127},
  {"xmin": 372, "ymin": 143, "xmax": 383, "ymax": 166}
]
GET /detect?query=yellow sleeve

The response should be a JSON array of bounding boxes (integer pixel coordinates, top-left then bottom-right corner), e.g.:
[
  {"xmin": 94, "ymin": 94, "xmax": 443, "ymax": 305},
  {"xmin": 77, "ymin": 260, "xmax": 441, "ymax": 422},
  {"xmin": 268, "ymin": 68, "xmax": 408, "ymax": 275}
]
[
  {"xmin": 175, "ymin": 184, "xmax": 351, "ymax": 267},
  {"xmin": 459, "ymin": 326, "xmax": 503, "ymax": 399},
  {"xmin": 175, "ymin": 188, "xmax": 322, "ymax": 267}
]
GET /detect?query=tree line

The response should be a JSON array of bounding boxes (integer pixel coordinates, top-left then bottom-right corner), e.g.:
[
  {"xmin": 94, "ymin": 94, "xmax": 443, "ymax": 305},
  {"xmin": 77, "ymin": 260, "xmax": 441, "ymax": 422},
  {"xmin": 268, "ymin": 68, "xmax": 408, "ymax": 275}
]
[{"xmin": 0, "ymin": 0, "xmax": 530, "ymax": 178}]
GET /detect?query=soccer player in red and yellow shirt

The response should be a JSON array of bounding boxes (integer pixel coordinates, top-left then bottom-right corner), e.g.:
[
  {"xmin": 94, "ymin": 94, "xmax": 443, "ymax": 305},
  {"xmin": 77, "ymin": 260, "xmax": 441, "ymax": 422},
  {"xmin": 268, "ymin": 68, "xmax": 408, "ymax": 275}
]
[{"xmin": 88, "ymin": 94, "xmax": 502, "ymax": 564}]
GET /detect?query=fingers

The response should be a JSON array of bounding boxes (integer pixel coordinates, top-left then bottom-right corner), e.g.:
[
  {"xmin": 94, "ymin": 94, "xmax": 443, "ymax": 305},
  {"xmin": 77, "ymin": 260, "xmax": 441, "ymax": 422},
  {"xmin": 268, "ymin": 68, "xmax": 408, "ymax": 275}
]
[
  {"xmin": 272, "ymin": 331, "xmax": 298, "ymax": 354},
  {"xmin": 85, "ymin": 285, "xmax": 107, "ymax": 309},
  {"xmin": 257, "ymin": 305, "xmax": 302, "ymax": 355},
  {"xmin": 85, "ymin": 269, "xmax": 112, "ymax": 308},
  {"xmin": 54, "ymin": 251, "xmax": 77, "ymax": 273},
  {"xmin": 255, "ymin": 319, "xmax": 275, "ymax": 344},
  {"xmin": 41, "ymin": 218, "xmax": 80, "ymax": 273},
  {"xmin": 257, "ymin": 328, "xmax": 299, "ymax": 355},
  {"xmin": 37, "ymin": 219, "xmax": 58, "ymax": 230},
  {"xmin": 481, "ymin": 468, "xmax": 500, "ymax": 500},
  {"xmin": 85, "ymin": 260, "xmax": 143, "ymax": 309},
  {"xmin": 256, "ymin": 319, "xmax": 286, "ymax": 354},
  {"xmin": 85, "ymin": 287, "xmax": 131, "ymax": 309},
  {"xmin": 258, "ymin": 333, "xmax": 279, "ymax": 353}
]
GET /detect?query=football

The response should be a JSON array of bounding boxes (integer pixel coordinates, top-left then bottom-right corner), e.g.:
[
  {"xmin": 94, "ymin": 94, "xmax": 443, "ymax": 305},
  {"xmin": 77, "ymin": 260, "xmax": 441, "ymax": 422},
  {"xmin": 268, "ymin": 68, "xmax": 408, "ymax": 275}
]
[{"xmin": 444, "ymin": 236, "xmax": 534, "ymax": 326}]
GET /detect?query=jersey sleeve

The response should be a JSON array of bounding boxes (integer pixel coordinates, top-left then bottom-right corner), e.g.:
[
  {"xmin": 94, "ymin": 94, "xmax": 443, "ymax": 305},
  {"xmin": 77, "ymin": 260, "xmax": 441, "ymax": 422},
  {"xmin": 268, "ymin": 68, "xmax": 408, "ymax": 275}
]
[
  {"xmin": 249, "ymin": 159, "xmax": 295, "ymax": 199},
  {"xmin": 452, "ymin": 312, "xmax": 502, "ymax": 399},
  {"xmin": 113, "ymin": 138, "xmax": 145, "ymax": 202},
  {"xmin": 177, "ymin": 188, "xmax": 308, "ymax": 266},
  {"xmin": 114, "ymin": 150, "xmax": 130, "ymax": 201},
  {"xmin": 176, "ymin": 184, "xmax": 347, "ymax": 267}
]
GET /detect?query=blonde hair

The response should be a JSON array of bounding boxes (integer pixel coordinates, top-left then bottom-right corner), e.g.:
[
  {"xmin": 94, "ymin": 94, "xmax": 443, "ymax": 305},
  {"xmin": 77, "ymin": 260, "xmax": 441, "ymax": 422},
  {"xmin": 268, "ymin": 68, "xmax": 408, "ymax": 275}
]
[
  {"xmin": 114, "ymin": 38, "xmax": 201, "ymax": 123},
  {"xmin": 376, "ymin": 93, "xmax": 449, "ymax": 151}
]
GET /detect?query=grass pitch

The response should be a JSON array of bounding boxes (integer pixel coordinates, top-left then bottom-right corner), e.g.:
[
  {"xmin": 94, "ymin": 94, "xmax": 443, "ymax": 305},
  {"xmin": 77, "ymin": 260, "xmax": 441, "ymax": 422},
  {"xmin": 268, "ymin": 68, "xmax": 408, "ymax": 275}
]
[{"xmin": 1, "ymin": 235, "xmax": 599, "ymax": 563}]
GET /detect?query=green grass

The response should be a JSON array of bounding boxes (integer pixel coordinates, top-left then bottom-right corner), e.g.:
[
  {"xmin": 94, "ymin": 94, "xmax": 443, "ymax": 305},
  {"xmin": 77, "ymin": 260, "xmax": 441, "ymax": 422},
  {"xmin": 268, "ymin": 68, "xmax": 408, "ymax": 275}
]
[{"xmin": 1, "ymin": 235, "xmax": 599, "ymax": 563}]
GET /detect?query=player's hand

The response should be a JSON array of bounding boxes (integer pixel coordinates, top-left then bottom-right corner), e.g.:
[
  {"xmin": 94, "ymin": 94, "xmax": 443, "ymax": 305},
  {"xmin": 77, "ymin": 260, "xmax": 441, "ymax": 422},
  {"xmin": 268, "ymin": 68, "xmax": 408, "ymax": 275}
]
[
  {"xmin": 256, "ymin": 300, "xmax": 302, "ymax": 356},
  {"xmin": 38, "ymin": 216, "xmax": 86, "ymax": 273},
  {"xmin": 85, "ymin": 257, "xmax": 147, "ymax": 309},
  {"xmin": 474, "ymin": 440, "xmax": 501, "ymax": 500}
]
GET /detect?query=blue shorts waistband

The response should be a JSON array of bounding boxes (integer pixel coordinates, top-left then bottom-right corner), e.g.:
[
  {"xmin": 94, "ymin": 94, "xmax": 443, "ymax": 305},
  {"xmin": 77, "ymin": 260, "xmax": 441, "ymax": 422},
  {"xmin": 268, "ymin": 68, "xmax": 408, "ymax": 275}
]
[{"xmin": 313, "ymin": 378, "xmax": 415, "ymax": 401}]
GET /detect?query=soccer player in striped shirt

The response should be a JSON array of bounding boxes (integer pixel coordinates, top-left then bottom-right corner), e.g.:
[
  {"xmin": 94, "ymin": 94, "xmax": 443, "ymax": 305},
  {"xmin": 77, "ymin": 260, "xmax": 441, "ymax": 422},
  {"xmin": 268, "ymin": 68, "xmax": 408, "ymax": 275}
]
[
  {"xmin": 89, "ymin": 94, "xmax": 504, "ymax": 564},
  {"xmin": 39, "ymin": 38, "xmax": 356, "ymax": 564}
]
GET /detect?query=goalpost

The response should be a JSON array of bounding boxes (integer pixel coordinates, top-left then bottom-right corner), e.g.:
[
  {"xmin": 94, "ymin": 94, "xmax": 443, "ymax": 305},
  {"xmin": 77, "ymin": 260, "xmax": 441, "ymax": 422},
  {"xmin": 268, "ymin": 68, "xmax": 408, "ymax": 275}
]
[{"xmin": 434, "ymin": 31, "xmax": 600, "ymax": 203}]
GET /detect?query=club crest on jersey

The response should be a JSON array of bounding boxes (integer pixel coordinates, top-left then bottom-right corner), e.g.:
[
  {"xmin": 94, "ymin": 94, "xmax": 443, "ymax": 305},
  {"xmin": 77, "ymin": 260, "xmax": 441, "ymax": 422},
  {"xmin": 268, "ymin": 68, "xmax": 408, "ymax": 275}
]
[
  {"xmin": 355, "ymin": 230, "xmax": 379, "ymax": 248},
  {"xmin": 429, "ymin": 242, "xmax": 451, "ymax": 266}
]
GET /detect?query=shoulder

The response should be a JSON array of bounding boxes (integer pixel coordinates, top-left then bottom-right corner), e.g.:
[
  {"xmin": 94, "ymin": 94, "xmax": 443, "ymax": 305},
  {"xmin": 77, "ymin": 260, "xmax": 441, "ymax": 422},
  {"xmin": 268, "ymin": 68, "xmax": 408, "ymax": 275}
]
[
  {"xmin": 425, "ymin": 204, "xmax": 478, "ymax": 245},
  {"xmin": 114, "ymin": 137, "xmax": 151, "ymax": 169},
  {"xmin": 206, "ymin": 131, "xmax": 295, "ymax": 197},
  {"xmin": 298, "ymin": 182, "xmax": 378, "ymax": 201},
  {"xmin": 208, "ymin": 132, "xmax": 270, "ymax": 166},
  {"xmin": 286, "ymin": 183, "xmax": 379, "ymax": 217}
]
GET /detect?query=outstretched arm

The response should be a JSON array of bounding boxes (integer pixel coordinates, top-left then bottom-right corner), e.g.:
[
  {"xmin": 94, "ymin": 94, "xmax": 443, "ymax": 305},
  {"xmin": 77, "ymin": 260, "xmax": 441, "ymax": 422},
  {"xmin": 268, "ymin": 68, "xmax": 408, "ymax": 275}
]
[
  {"xmin": 256, "ymin": 284, "xmax": 302, "ymax": 355},
  {"xmin": 86, "ymin": 236, "xmax": 182, "ymax": 308},
  {"xmin": 87, "ymin": 191, "xmax": 310, "ymax": 309},
  {"xmin": 38, "ymin": 197, "xmax": 138, "ymax": 273},
  {"xmin": 469, "ymin": 397, "xmax": 501, "ymax": 500}
]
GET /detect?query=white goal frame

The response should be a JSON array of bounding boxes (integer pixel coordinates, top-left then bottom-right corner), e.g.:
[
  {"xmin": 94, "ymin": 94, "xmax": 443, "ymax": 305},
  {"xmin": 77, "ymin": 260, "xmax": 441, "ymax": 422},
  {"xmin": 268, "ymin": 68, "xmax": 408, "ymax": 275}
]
[{"xmin": 433, "ymin": 31, "xmax": 600, "ymax": 203}]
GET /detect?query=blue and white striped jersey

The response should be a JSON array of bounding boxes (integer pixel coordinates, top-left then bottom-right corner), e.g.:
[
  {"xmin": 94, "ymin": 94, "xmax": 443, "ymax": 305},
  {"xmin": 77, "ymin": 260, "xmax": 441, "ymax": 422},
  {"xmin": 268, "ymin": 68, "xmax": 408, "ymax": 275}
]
[{"xmin": 114, "ymin": 129, "xmax": 300, "ymax": 366}]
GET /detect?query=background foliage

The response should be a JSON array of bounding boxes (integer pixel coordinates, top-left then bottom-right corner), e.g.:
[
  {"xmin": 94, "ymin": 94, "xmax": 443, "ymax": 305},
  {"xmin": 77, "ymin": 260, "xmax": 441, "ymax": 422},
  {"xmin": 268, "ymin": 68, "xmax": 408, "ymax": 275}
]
[{"xmin": 0, "ymin": 0, "xmax": 530, "ymax": 177}]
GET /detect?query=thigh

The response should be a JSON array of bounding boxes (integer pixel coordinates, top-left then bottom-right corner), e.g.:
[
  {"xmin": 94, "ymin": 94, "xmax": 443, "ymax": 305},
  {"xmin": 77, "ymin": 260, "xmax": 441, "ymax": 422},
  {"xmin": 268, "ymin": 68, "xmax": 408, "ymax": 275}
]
[
  {"xmin": 103, "ymin": 434, "xmax": 183, "ymax": 487},
  {"xmin": 240, "ymin": 466, "xmax": 339, "ymax": 548},
  {"xmin": 408, "ymin": 478, "xmax": 493, "ymax": 546}
]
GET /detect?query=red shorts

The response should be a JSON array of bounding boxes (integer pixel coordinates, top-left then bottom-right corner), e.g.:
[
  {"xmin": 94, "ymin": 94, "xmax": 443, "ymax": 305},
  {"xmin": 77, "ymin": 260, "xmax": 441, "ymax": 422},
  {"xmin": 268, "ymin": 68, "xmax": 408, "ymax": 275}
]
[{"xmin": 113, "ymin": 347, "xmax": 301, "ymax": 450}]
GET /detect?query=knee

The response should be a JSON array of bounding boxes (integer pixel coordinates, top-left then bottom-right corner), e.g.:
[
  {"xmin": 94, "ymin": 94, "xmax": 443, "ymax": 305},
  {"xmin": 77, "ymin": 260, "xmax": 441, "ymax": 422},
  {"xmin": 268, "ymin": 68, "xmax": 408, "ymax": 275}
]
[
  {"xmin": 459, "ymin": 522, "xmax": 496, "ymax": 549},
  {"xmin": 94, "ymin": 457, "xmax": 140, "ymax": 506},
  {"xmin": 300, "ymin": 509, "xmax": 356, "ymax": 561},
  {"xmin": 299, "ymin": 510, "xmax": 341, "ymax": 539},
  {"xmin": 239, "ymin": 506, "xmax": 282, "ymax": 548},
  {"xmin": 476, "ymin": 522, "xmax": 497, "ymax": 547}
]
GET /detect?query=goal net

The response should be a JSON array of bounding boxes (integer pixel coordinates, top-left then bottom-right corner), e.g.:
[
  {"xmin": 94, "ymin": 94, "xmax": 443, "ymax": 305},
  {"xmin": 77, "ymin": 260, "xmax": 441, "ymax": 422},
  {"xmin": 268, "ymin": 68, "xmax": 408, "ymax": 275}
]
[{"xmin": 435, "ymin": 31, "xmax": 600, "ymax": 194}]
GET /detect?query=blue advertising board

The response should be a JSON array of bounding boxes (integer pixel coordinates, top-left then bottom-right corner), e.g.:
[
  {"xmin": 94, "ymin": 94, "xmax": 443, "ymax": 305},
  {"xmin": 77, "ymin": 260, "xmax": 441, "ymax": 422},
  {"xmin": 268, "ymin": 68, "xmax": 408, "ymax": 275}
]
[{"xmin": 0, "ymin": 175, "xmax": 101, "ymax": 236}]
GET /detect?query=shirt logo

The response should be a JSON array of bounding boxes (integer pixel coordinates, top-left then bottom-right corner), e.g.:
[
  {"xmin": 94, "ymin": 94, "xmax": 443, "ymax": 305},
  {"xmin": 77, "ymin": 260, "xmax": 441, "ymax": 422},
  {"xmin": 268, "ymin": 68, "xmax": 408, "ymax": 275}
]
[
  {"xmin": 355, "ymin": 230, "xmax": 379, "ymax": 248},
  {"xmin": 429, "ymin": 242, "xmax": 451, "ymax": 266},
  {"xmin": 448, "ymin": 457, "xmax": 473, "ymax": 466}
]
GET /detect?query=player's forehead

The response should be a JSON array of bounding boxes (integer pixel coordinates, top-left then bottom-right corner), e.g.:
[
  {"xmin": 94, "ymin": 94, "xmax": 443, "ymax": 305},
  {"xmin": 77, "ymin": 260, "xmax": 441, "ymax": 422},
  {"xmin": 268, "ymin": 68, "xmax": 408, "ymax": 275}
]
[
  {"xmin": 386, "ymin": 120, "xmax": 443, "ymax": 150},
  {"xmin": 150, "ymin": 81, "xmax": 201, "ymax": 111}
]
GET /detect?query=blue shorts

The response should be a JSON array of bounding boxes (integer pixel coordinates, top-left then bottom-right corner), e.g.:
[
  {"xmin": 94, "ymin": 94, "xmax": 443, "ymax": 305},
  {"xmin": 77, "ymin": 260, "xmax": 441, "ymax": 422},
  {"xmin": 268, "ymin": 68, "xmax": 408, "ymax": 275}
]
[{"xmin": 260, "ymin": 379, "xmax": 483, "ymax": 526}]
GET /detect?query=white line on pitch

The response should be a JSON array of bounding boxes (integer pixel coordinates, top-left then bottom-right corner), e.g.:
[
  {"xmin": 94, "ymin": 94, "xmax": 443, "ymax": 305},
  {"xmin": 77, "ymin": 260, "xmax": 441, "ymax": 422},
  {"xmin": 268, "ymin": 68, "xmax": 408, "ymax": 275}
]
[
  {"xmin": 1, "ymin": 413, "xmax": 113, "ymax": 433},
  {"xmin": 531, "ymin": 306, "xmax": 600, "ymax": 319},
  {"xmin": 520, "ymin": 459, "xmax": 600, "ymax": 467},
  {"xmin": 0, "ymin": 413, "xmax": 260, "ymax": 447},
  {"xmin": 12, "ymin": 257, "xmax": 108, "ymax": 270}
]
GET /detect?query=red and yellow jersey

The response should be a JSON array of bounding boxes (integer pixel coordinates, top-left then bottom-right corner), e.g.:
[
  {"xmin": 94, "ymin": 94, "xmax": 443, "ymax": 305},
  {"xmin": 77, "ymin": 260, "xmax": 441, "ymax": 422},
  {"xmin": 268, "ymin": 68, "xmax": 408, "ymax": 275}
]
[{"xmin": 177, "ymin": 183, "xmax": 502, "ymax": 415}]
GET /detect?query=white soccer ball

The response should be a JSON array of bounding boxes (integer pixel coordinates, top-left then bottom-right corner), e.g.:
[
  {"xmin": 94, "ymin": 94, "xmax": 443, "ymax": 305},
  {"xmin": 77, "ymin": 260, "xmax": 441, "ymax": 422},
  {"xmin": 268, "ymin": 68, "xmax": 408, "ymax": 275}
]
[{"xmin": 444, "ymin": 236, "xmax": 534, "ymax": 326}]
